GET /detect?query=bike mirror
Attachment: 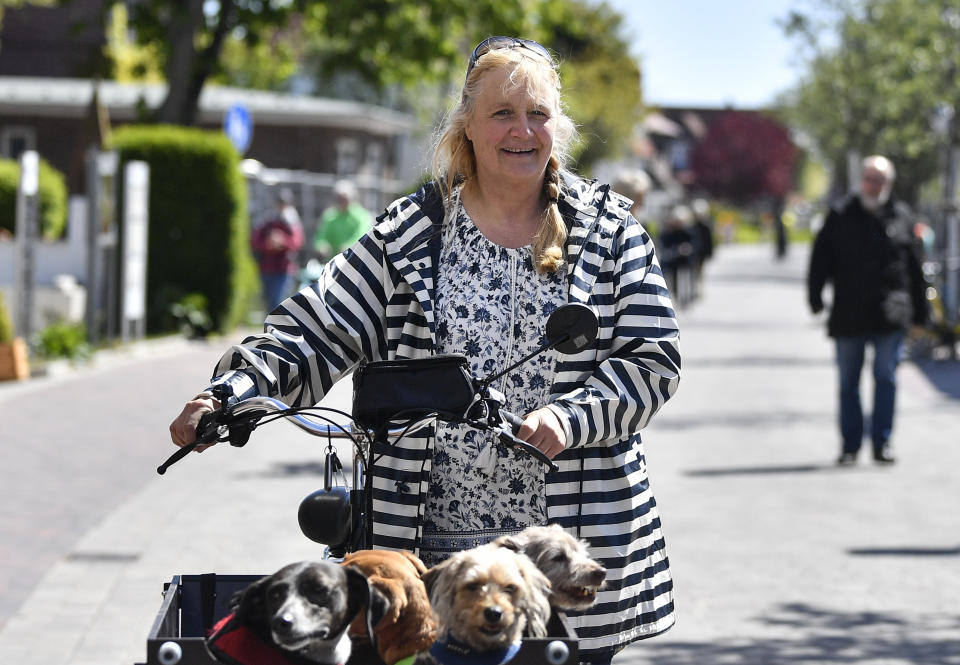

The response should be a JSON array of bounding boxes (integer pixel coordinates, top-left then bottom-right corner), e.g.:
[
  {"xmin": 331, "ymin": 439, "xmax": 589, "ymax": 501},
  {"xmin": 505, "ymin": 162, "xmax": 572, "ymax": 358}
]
[{"xmin": 546, "ymin": 303, "xmax": 599, "ymax": 354}]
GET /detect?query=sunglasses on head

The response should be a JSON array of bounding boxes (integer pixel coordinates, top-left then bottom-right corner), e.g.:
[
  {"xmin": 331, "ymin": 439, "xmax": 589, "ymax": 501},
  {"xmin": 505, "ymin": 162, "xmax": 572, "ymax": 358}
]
[{"xmin": 465, "ymin": 36, "xmax": 556, "ymax": 80}]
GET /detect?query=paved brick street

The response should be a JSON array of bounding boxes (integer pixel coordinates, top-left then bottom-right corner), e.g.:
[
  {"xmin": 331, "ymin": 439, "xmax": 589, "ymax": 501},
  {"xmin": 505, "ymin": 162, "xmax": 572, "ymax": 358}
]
[{"xmin": 0, "ymin": 242, "xmax": 957, "ymax": 665}]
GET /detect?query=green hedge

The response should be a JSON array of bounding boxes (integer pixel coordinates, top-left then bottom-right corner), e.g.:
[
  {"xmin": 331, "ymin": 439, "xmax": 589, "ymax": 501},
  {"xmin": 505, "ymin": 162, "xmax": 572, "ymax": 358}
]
[
  {"xmin": 0, "ymin": 291, "xmax": 14, "ymax": 343},
  {"xmin": 0, "ymin": 157, "xmax": 68, "ymax": 239},
  {"xmin": 111, "ymin": 125, "xmax": 257, "ymax": 334}
]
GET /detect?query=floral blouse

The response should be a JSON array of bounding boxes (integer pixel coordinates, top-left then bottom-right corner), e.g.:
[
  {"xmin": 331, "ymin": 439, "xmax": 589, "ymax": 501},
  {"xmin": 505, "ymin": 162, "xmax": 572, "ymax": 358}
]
[{"xmin": 418, "ymin": 196, "xmax": 567, "ymax": 566}]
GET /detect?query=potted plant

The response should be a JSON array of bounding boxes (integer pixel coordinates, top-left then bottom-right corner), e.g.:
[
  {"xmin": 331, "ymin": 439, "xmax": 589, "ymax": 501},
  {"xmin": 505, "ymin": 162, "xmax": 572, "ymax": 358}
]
[{"xmin": 0, "ymin": 291, "xmax": 29, "ymax": 381}]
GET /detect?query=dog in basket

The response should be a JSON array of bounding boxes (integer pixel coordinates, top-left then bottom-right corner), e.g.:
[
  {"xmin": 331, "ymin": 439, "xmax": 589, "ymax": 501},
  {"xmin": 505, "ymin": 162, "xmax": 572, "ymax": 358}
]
[
  {"xmin": 415, "ymin": 542, "xmax": 552, "ymax": 665},
  {"xmin": 209, "ymin": 560, "xmax": 382, "ymax": 665},
  {"xmin": 494, "ymin": 523, "xmax": 606, "ymax": 611},
  {"xmin": 340, "ymin": 549, "xmax": 437, "ymax": 665}
]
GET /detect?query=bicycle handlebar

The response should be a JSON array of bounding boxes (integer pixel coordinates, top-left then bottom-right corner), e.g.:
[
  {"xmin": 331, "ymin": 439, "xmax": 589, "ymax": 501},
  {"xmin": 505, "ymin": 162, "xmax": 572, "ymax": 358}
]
[{"xmin": 159, "ymin": 395, "xmax": 558, "ymax": 474}]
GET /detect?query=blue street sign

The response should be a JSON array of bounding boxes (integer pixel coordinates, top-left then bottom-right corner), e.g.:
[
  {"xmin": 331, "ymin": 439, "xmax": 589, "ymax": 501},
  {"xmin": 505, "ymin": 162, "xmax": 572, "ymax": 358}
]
[{"xmin": 224, "ymin": 103, "xmax": 253, "ymax": 154}]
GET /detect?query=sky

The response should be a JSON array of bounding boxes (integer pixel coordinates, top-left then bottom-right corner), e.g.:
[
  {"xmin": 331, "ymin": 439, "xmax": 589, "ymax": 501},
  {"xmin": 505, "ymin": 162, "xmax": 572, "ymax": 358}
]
[{"xmin": 600, "ymin": 0, "xmax": 805, "ymax": 108}]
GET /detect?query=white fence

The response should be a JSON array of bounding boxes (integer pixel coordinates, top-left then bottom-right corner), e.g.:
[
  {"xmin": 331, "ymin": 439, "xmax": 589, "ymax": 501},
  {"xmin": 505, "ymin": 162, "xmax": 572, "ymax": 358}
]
[{"xmin": 0, "ymin": 196, "xmax": 88, "ymax": 331}]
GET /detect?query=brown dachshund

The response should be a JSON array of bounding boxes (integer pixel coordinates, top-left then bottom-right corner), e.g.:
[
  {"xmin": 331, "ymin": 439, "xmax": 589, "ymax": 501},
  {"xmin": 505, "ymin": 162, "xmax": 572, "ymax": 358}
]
[{"xmin": 341, "ymin": 549, "xmax": 437, "ymax": 665}]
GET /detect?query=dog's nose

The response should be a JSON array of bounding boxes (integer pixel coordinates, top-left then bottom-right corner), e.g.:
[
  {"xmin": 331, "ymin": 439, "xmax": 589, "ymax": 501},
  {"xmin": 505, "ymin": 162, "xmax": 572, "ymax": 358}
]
[
  {"xmin": 589, "ymin": 566, "xmax": 607, "ymax": 585},
  {"xmin": 273, "ymin": 612, "xmax": 295, "ymax": 636},
  {"xmin": 483, "ymin": 606, "xmax": 503, "ymax": 623}
]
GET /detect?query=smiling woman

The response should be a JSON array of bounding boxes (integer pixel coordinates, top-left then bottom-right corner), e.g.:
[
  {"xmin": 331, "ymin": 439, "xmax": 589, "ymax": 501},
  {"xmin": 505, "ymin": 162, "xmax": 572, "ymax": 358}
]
[
  {"xmin": 433, "ymin": 45, "xmax": 578, "ymax": 272},
  {"xmin": 170, "ymin": 35, "xmax": 682, "ymax": 665}
]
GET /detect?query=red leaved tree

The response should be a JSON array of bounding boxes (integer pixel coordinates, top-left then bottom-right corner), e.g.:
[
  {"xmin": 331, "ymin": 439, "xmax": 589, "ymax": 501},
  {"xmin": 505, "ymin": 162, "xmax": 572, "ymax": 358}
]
[{"xmin": 691, "ymin": 110, "xmax": 797, "ymax": 204}]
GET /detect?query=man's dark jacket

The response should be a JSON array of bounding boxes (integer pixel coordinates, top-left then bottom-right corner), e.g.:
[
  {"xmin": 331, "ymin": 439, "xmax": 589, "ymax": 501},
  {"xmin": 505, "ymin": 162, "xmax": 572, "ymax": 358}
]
[{"xmin": 808, "ymin": 194, "xmax": 928, "ymax": 338}]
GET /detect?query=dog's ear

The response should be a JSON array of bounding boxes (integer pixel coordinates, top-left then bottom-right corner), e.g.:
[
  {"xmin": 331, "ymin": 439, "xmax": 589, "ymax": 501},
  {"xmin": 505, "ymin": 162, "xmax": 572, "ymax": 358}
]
[
  {"xmin": 421, "ymin": 555, "xmax": 462, "ymax": 621},
  {"xmin": 365, "ymin": 585, "xmax": 391, "ymax": 639},
  {"xmin": 420, "ymin": 556, "xmax": 452, "ymax": 601},
  {"xmin": 516, "ymin": 556, "xmax": 552, "ymax": 638},
  {"xmin": 343, "ymin": 564, "xmax": 371, "ymax": 621},
  {"xmin": 230, "ymin": 575, "xmax": 270, "ymax": 628},
  {"xmin": 493, "ymin": 534, "xmax": 523, "ymax": 552}
]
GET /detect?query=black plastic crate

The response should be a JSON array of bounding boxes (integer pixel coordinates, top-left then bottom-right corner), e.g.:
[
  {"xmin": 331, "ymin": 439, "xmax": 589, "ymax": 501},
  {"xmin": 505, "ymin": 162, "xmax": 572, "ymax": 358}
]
[{"xmin": 139, "ymin": 573, "xmax": 578, "ymax": 665}]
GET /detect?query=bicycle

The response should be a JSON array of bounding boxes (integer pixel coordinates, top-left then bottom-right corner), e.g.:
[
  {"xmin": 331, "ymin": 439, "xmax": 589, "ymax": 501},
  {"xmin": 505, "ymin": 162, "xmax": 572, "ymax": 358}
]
[{"xmin": 141, "ymin": 303, "xmax": 599, "ymax": 665}]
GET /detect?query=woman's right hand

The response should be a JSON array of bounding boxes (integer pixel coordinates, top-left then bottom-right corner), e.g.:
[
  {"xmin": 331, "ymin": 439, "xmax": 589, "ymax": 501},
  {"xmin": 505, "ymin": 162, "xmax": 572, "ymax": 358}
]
[{"xmin": 169, "ymin": 395, "xmax": 221, "ymax": 452}]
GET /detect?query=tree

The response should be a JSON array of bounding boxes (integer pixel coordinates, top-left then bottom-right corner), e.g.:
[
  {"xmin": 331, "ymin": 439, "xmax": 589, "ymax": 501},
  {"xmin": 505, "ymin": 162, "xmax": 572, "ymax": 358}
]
[
  {"xmin": 691, "ymin": 111, "xmax": 798, "ymax": 204},
  {"xmin": 124, "ymin": 0, "xmax": 309, "ymax": 125},
  {"xmin": 541, "ymin": 0, "xmax": 643, "ymax": 169},
  {"xmin": 299, "ymin": 0, "xmax": 642, "ymax": 169},
  {"xmin": 114, "ymin": 0, "xmax": 641, "ymax": 171},
  {"xmin": 779, "ymin": 0, "xmax": 960, "ymax": 203}
]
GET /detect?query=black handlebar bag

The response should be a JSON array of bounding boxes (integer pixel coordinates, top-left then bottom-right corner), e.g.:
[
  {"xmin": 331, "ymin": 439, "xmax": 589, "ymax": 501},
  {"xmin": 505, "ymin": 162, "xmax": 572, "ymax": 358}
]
[{"xmin": 351, "ymin": 354, "xmax": 476, "ymax": 432}]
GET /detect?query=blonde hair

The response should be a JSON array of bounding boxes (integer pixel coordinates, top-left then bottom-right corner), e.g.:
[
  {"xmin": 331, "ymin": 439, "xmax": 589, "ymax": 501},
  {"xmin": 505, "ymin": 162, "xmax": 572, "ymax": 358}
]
[{"xmin": 431, "ymin": 48, "xmax": 577, "ymax": 274}]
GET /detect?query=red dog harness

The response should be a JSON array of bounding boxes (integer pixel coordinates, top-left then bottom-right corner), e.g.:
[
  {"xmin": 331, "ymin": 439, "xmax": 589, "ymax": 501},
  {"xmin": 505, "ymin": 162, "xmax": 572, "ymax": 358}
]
[{"xmin": 206, "ymin": 614, "xmax": 343, "ymax": 665}]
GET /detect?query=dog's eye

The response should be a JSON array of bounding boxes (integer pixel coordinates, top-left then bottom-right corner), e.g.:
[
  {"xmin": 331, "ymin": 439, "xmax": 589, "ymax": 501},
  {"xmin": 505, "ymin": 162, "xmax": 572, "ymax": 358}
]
[
  {"xmin": 302, "ymin": 581, "xmax": 328, "ymax": 598},
  {"xmin": 503, "ymin": 584, "xmax": 519, "ymax": 595},
  {"xmin": 551, "ymin": 551, "xmax": 568, "ymax": 563},
  {"xmin": 464, "ymin": 582, "xmax": 482, "ymax": 593},
  {"xmin": 267, "ymin": 587, "xmax": 285, "ymax": 601}
]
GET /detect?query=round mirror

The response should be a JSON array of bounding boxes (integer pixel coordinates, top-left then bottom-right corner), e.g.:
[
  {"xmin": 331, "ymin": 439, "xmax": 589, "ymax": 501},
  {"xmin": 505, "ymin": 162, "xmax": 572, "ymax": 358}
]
[{"xmin": 545, "ymin": 303, "xmax": 599, "ymax": 354}]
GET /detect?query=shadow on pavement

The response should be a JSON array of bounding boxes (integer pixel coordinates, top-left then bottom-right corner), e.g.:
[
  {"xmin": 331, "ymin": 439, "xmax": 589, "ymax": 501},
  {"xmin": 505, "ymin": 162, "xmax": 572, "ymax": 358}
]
[
  {"xmin": 684, "ymin": 464, "xmax": 827, "ymax": 477},
  {"xmin": 655, "ymin": 411, "xmax": 831, "ymax": 431},
  {"xmin": 629, "ymin": 603, "xmax": 960, "ymax": 665},
  {"xmin": 847, "ymin": 545, "xmax": 960, "ymax": 557},
  {"xmin": 707, "ymin": 272, "xmax": 806, "ymax": 285},
  {"xmin": 911, "ymin": 358, "xmax": 960, "ymax": 400},
  {"xmin": 687, "ymin": 355, "xmax": 832, "ymax": 367},
  {"xmin": 235, "ymin": 461, "xmax": 326, "ymax": 478}
]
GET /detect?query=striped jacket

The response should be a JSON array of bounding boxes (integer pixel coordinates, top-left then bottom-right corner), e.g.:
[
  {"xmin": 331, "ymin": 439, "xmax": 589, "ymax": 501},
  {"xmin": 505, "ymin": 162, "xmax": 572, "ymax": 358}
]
[{"xmin": 209, "ymin": 175, "xmax": 681, "ymax": 657}]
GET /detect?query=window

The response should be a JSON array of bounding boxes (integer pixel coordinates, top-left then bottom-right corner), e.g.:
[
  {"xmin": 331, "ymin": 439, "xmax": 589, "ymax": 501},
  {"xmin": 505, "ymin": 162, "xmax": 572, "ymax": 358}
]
[
  {"xmin": 363, "ymin": 141, "xmax": 384, "ymax": 176},
  {"xmin": 1, "ymin": 126, "xmax": 36, "ymax": 161},
  {"xmin": 336, "ymin": 138, "xmax": 359, "ymax": 175}
]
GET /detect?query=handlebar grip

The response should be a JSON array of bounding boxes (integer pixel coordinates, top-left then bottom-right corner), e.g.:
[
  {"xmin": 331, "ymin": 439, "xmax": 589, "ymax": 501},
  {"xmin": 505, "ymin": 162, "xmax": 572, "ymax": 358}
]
[
  {"xmin": 498, "ymin": 409, "xmax": 559, "ymax": 472},
  {"xmin": 497, "ymin": 430, "xmax": 559, "ymax": 472}
]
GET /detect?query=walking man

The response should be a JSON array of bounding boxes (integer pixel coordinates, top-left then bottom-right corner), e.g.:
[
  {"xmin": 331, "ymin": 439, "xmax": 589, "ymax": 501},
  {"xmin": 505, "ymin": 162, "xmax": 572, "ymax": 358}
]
[{"xmin": 808, "ymin": 155, "xmax": 928, "ymax": 465}]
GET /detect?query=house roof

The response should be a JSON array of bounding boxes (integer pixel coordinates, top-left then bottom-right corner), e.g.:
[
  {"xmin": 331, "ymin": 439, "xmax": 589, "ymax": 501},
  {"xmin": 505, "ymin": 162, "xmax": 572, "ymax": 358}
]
[{"xmin": 0, "ymin": 77, "xmax": 416, "ymax": 135}]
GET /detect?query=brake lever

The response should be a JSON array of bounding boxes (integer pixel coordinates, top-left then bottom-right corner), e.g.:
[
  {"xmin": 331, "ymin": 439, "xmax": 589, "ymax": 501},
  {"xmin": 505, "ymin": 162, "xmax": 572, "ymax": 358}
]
[{"xmin": 156, "ymin": 409, "xmax": 225, "ymax": 475}]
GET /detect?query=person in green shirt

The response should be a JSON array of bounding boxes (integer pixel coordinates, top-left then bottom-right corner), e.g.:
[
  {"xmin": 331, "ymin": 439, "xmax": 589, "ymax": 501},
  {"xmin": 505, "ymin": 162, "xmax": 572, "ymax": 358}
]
[{"xmin": 314, "ymin": 179, "xmax": 374, "ymax": 260}]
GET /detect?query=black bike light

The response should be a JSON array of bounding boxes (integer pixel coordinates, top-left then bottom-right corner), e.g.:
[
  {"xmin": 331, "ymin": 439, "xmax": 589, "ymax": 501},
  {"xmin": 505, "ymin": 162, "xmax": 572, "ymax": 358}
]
[{"xmin": 297, "ymin": 487, "xmax": 352, "ymax": 554}]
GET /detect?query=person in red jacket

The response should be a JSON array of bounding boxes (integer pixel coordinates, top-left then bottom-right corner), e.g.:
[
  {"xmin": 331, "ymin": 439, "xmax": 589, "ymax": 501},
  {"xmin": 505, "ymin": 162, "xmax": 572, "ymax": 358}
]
[{"xmin": 251, "ymin": 188, "xmax": 303, "ymax": 312}]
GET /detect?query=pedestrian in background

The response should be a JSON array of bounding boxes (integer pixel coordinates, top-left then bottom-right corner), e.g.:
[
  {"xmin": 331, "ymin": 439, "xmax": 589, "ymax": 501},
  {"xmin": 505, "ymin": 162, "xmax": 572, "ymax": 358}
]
[
  {"xmin": 690, "ymin": 198, "xmax": 715, "ymax": 298},
  {"xmin": 773, "ymin": 198, "xmax": 789, "ymax": 260},
  {"xmin": 251, "ymin": 188, "xmax": 303, "ymax": 312},
  {"xmin": 171, "ymin": 36, "xmax": 681, "ymax": 664},
  {"xmin": 807, "ymin": 155, "xmax": 929, "ymax": 465},
  {"xmin": 613, "ymin": 168, "xmax": 652, "ymax": 222},
  {"xmin": 313, "ymin": 179, "xmax": 374, "ymax": 261},
  {"xmin": 658, "ymin": 204, "xmax": 698, "ymax": 308}
]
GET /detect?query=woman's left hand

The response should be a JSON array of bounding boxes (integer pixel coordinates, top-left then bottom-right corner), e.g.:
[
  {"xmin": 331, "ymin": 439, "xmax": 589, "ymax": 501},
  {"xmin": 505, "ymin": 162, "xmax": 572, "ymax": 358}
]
[{"xmin": 516, "ymin": 408, "xmax": 567, "ymax": 459}]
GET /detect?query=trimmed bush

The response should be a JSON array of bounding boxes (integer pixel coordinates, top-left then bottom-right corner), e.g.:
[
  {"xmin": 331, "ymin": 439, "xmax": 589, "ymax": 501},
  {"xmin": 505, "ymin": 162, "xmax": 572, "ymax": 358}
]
[
  {"xmin": 34, "ymin": 320, "xmax": 90, "ymax": 361},
  {"xmin": 110, "ymin": 125, "xmax": 257, "ymax": 333},
  {"xmin": 0, "ymin": 157, "xmax": 68, "ymax": 240},
  {"xmin": 0, "ymin": 291, "xmax": 14, "ymax": 343}
]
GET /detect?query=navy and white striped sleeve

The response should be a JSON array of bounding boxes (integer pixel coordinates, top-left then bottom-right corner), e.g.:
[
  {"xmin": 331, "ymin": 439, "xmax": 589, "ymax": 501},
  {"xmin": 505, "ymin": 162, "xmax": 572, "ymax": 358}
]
[
  {"xmin": 207, "ymin": 229, "xmax": 395, "ymax": 407},
  {"xmin": 551, "ymin": 218, "xmax": 681, "ymax": 447}
]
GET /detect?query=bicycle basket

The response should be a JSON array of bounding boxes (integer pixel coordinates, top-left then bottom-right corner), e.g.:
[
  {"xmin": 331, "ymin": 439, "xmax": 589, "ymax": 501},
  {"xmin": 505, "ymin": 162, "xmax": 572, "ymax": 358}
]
[{"xmin": 352, "ymin": 354, "xmax": 476, "ymax": 431}]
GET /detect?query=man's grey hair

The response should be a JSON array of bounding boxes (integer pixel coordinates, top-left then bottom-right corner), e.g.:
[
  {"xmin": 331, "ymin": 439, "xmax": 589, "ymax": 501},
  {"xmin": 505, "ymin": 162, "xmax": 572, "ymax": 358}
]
[{"xmin": 863, "ymin": 155, "xmax": 896, "ymax": 182}]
